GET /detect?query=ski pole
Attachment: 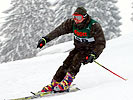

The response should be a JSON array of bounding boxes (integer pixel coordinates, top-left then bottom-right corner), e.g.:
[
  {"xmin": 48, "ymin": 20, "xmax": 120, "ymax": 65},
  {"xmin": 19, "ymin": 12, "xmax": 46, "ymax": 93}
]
[{"xmin": 94, "ymin": 61, "xmax": 127, "ymax": 81}]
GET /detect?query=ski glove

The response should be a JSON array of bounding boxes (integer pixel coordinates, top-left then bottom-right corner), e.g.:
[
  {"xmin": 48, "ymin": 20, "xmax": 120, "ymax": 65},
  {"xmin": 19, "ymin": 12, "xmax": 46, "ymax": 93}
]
[
  {"xmin": 37, "ymin": 37, "xmax": 47, "ymax": 49},
  {"xmin": 83, "ymin": 53, "xmax": 96, "ymax": 65}
]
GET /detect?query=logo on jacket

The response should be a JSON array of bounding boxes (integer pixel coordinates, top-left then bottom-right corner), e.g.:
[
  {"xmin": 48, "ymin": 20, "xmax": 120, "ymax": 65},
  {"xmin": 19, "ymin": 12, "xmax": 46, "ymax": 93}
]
[{"xmin": 74, "ymin": 30, "xmax": 87, "ymax": 37}]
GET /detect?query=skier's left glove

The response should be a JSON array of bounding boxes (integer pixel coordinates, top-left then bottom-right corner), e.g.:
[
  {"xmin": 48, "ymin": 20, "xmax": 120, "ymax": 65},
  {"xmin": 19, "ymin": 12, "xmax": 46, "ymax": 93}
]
[{"xmin": 83, "ymin": 53, "xmax": 96, "ymax": 65}]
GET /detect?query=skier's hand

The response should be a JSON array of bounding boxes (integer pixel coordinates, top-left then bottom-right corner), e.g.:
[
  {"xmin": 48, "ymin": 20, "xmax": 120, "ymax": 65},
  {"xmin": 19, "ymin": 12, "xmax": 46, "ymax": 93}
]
[
  {"xmin": 37, "ymin": 38, "xmax": 47, "ymax": 49},
  {"xmin": 83, "ymin": 53, "xmax": 96, "ymax": 65}
]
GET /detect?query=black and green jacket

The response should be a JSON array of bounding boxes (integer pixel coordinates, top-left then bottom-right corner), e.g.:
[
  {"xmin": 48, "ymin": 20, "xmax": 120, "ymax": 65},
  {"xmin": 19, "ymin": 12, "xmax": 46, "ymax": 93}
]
[{"xmin": 44, "ymin": 15, "xmax": 106, "ymax": 57}]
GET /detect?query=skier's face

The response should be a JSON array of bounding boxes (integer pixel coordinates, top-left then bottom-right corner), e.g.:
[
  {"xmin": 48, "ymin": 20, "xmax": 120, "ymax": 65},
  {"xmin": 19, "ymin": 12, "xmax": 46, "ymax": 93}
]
[{"xmin": 72, "ymin": 14, "xmax": 85, "ymax": 24}]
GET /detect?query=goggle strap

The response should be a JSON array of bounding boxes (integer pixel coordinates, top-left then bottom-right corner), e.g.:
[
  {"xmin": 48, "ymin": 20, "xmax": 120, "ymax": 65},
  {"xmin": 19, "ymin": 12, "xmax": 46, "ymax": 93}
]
[{"xmin": 83, "ymin": 14, "xmax": 87, "ymax": 18}]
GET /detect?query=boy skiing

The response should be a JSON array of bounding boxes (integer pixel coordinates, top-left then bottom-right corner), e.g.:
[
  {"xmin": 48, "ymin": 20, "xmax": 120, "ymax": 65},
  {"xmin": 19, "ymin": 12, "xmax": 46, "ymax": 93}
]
[{"xmin": 37, "ymin": 7, "xmax": 106, "ymax": 92}]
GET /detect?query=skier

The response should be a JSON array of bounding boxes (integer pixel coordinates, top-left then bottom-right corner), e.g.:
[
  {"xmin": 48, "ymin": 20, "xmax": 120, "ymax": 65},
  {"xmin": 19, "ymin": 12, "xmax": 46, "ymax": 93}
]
[{"xmin": 37, "ymin": 7, "xmax": 106, "ymax": 92}]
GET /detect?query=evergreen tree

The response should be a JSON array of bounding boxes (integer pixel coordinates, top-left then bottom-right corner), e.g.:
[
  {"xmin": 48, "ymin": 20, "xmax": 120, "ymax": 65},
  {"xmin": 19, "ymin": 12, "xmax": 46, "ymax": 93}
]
[
  {"xmin": 0, "ymin": 0, "xmax": 54, "ymax": 63},
  {"xmin": 131, "ymin": 2, "xmax": 133, "ymax": 21}
]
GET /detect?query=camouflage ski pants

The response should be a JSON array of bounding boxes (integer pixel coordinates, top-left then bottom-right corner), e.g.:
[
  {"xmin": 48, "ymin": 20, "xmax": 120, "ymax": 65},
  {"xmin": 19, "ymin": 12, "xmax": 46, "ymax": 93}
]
[{"xmin": 53, "ymin": 47, "xmax": 91, "ymax": 82}]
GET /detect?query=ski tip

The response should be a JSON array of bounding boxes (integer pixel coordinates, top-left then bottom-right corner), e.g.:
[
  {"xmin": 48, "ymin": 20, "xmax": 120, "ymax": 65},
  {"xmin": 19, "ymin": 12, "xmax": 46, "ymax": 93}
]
[
  {"xmin": 76, "ymin": 87, "xmax": 80, "ymax": 90},
  {"xmin": 31, "ymin": 91, "xmax": 36, "ymax": 95}
]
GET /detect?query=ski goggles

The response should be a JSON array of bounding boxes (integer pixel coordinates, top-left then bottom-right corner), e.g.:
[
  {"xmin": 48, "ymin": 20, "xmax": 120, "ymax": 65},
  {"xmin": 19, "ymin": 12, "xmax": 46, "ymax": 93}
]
[{"xmin": 72, "ymin": 14, "xmax": 84, "ymax": 21}]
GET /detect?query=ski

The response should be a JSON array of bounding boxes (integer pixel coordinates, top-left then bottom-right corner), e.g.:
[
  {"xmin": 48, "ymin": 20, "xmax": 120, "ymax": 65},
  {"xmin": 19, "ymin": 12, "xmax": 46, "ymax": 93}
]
[{"xmin": 7, "ymin": 84, "xmax": 80, "ymax": 100}]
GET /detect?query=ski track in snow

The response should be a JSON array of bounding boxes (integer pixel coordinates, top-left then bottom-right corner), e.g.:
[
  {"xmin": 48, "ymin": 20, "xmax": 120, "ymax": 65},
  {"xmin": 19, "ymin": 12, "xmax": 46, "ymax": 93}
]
[
  {"xmin": 0, "ymin": 0, "xmax": 133, "ymax": 100},
  {"xmin": 0, "ymin": 34, "xmax": 133, "ymax": 100}
]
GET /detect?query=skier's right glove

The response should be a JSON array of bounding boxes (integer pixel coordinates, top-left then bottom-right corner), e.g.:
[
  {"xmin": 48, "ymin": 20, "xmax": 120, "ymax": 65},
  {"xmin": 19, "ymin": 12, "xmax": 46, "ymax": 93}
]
[
  {"xmin": 37, "ymin": 37, "xmax": 47, "ymax": 49},
  {"xmin": 83, "ymin": 53, "xmax": 96, "ymax": 65}
]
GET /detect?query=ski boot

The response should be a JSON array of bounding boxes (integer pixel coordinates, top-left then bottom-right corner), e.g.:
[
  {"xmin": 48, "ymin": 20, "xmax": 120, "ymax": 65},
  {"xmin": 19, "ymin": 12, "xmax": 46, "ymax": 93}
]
[
  {"xmin": 41, "ymin": 79, "xmax": 59, "ymax": 92},
  {"xmin": 54, "ymin": 72, "xmax": 75, "ymax": 92}
]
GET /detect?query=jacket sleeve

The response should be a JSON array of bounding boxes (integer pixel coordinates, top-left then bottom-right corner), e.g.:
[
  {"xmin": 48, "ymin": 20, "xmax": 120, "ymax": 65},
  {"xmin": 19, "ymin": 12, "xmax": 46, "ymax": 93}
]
[
  {"xmin": 44, "ymin": 19, "xmax": 73, "ymax": 42},
  {"xmin": 91, "ymin": 23, "xmax": 106, "ymax": 58}
]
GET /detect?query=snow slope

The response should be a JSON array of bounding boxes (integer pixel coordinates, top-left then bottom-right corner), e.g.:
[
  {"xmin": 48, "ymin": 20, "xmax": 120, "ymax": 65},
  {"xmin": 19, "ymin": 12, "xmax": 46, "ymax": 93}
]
[
  {"xmin": 0, "ymin": 33, "xmax": 133, "ymax": 100},
  {"xmin": 0, "ymin": 0, "xmax": 133, "ymax": 100}
]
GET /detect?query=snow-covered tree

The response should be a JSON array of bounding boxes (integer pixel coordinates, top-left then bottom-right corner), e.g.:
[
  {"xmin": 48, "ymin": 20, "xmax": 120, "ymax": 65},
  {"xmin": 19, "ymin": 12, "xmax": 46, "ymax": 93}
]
[
  {"xmin": 0, "ymin": 0, "xmax": 54, "ymax": 63},
  {"xmin": 131, "ymin": 2, "xmax": 133, "ymax": 21}
]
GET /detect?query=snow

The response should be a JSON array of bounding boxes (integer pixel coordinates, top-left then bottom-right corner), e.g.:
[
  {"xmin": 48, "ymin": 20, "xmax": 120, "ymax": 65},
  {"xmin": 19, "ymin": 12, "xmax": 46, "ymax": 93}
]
[
  {"xmin": 47, "ymin": 0, "xmax": 59, "ymax": 5},
  {"xmin": 0, "ymin": 0, "xmax": 133, "ymax": 100},
  {"xmin": 0, "ymin": 0, "xmax": 11, "ymax": 40},
  {"xmin": 0, "ymin": 0, "xmax": 10, "ymax": 24},
  {"xmin": 37, "ymin": 41, "xmax": 74, "ymax": 56},
  {"xmin": 0, "ymin": 33, "xmax": 133, "ymax": 100},
  {"xmin": 116, "ymin": 0, "xmax": 133, "ymax": 35}
]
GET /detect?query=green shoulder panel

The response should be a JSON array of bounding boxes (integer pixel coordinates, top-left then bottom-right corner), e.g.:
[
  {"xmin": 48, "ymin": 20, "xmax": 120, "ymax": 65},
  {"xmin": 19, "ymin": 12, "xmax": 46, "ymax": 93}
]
[{"xmin": 88, "ymin": 19, "xmax": 98, "ymax": 30}]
